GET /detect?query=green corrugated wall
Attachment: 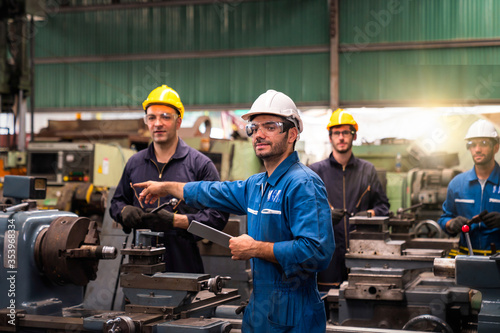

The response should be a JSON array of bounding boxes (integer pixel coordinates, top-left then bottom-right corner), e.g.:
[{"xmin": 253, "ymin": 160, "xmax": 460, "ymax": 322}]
[
  {"xmin": 33, "ymin": 0, "xmax": 500, "ymax": 111},
  {"xmin": 340, "ymin": 0, "xmax": 500, "ymax": 43},
  {"xmin": 339, "ymin": 0, "xmax": 500, "ymax": 106},
  {"xmin": 34, "ymin": 0, "xmax": 330, "ymax": 111}
]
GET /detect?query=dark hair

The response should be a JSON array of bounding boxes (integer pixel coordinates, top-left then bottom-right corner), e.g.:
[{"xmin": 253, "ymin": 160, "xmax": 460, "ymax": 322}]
[{"xmin": 281, "ymin": 119, "xmax": 295, "ymax": 133}]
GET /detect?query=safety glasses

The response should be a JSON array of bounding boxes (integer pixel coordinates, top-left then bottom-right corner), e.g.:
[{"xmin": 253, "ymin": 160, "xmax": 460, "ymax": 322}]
[
  {"xmin": 466, "ymin": 139, "xmax": 492, "ymax": 150},
  {"xmin": 245, "ymin": 121, "xmax": 289, "ymax": 137},
  {"xmin": 331, "ymin": 130, "xmax": 355, "ymax": 137},
  {"xmin": 144, "ymin": 112, "xmax": 177, "ymax": 125}
]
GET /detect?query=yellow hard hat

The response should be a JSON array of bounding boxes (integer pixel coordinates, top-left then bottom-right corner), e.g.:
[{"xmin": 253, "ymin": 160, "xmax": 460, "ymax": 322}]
[
  {"xmin": 142, "ymin": 85, "xmax": 185, "ymax": 119},
  {"xmin": 326, "ymin": 108, "xmax": 358, "ymax": 131}
]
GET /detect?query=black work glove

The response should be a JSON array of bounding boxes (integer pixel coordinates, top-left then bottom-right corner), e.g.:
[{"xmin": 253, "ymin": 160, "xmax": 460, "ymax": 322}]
[
  {"xmin": 331, "ymin": 208, "xmax": 347, "ymax": 226},
  {"xmin": 446, "ymin": 216, "xmax": 468, "ymax": 234},
  {"xmin": 482, "ymin": 211, "xmax": 500, "ymax": 229},
  {"xmin": 120, "ymin": 205, "xmax": 145, "ymax": 233},
  {"xmin": 178, "ymin": 228, "xmax": 194, "ymax": 241},
  {"xmin": 141, "ymin": 210, "xmax": 175, "ymax": 232}
]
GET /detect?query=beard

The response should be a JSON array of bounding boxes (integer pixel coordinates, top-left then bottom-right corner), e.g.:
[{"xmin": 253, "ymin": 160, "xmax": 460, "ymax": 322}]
[
  {"xmin": 254, "ymin": 133, "xmax": 289, "ymax": 161},
  {"xmin": 332, "ymin": 139, "xmax": 353, "ymax": 154},
  {"xmin": 474, "ymin": 150, "xmax": 495, "ymax": 166}
]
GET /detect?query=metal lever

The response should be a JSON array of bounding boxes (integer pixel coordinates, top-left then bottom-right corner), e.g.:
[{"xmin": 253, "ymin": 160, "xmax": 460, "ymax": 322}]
[
  {"xmin": 3, "ymin": 202, "xmax": 30, "ymax": 213},
  {"xmin": 106, "ymin": 318, "xmax": 121, "ymax": 333},
  {"xmin": 150, "ymin": 198, "xmax": 179, "ymax": 213},
  {"xmin": 462, "ymin": 224, "xmax": 474, "ymax": 255}
]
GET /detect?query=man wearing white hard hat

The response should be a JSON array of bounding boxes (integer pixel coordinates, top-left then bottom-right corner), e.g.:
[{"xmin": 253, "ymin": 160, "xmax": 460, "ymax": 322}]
[
  {"xmin": 133, "ymin": 90, "xmax": 335, "ymax": 332},
  {"xmin": 110, "ymin": 85, "xmax": 229, "ymax": 273},
  {"xmin": 438, "ymin": 119, "xmax": 500, "ymax": 255}
]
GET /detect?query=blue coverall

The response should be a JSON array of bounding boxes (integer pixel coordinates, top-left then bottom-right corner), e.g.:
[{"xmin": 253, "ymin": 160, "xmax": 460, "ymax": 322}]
[
  {"xmin": 110, "ymin": 139, "xmax": 229, "ymax": 273},
  {"xmin": 184, "ymin": 152, "xmax": 335, "ymax": 332},
  {"xmin": 438, "ymin": 163, "xmax": 500, "ymax": 252}
]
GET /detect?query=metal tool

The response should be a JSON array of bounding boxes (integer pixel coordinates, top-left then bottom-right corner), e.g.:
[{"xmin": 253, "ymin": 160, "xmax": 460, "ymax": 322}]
[
  {"xmin": 187, "ymin": 221, "xmax": 233, "ymax": 248},
  {"xmin": 150, "ymin": 198, "xmax": 179, "ymax": 213},
  {"xmin": 467, "ymin": 210, "xmax": 488, "ymax": 226}
]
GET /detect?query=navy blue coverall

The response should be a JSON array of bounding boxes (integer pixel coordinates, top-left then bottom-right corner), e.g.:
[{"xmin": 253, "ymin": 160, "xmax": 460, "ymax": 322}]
[
  {"xmin": 110, "ymin": 139, "xmax": 229, "ymax": 273},
  {"xmin": 309, "ymin": 153, "xmax": 390, "ymax": 289}
]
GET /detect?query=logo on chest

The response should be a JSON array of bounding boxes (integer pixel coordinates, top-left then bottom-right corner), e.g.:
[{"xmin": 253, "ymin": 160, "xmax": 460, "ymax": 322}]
[
  {"xmin": 267, "ymin": 190, "xmax": 282, "ymax": 203},
  {"xmin": 493, "ymin": 185, "xmax": 500, "ymax": 194}
]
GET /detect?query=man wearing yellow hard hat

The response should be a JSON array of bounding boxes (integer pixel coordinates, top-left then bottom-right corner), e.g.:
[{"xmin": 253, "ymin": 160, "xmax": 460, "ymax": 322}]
[
  {"xmin": 309, "ymin": 108, "xmax": 390, "ymax": 290},
  {"xmin": 110, "ymin": 85, "xmax": 229, "ymax": 273}
]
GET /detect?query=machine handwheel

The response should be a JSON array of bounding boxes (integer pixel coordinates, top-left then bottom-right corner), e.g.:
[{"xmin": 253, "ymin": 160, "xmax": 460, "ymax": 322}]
[
  {"xmin": 414, "ymin": 219, "xmax": 443, "ymax": 238},
  {"xmin": 104, "ymin": 316, "xmax": 135, "ymax": 333},
  {"xmin": 402, "ymin": 314, "xmax": 453, "ymax": 333}
]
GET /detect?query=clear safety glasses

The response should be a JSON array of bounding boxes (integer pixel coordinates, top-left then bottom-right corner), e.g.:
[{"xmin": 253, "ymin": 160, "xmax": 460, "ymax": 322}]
[
  {"xmin": 245, "ymin": 121, "xmax": 290, "ymax": 137},
  {"xmin": 144, "ymin": 113, "xmax": 177, "ymax": 125},
  {"xmin": 331, "ymin": 130, "xmax": 355, "ymax": 137},
  {"xmin": 466, "ymin": 139, "xmax": 492, "ymax": 150}
]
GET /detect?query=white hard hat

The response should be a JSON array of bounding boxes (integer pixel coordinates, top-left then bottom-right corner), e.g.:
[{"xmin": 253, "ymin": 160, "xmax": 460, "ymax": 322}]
[
  {"xmin": 242, "ymin": 89, "xmax": 303, "ymax": 133},
  {"xmin": 464, "ymin": 119, "xmax": 499, "ymax": 141}
]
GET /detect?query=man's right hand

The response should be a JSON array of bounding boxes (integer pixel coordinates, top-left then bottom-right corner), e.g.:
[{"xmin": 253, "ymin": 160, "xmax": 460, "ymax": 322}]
[
  {"xmin": 331, "ymin": 208, "xmax": 347, "ymax": 226},
  {"xmin": 134, "ymin": 181, "xmax": 185, "ymax": 205},
  {"xmin": 120, "ymin": 205, "xmax": 144, "ymax": 232},
  {"xmin": 446, "ymin": 216, "xmax": 468, "ymax": 234}
]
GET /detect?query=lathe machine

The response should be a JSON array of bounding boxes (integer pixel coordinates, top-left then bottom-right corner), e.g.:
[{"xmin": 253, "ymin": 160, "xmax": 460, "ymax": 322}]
[
  {"xmin": 2, "ymin": 175, "xmax": 500, "ymax": 333},
  {"xmin": 0, "ymin": 176, "xmax": 242, "ymax": 332}
]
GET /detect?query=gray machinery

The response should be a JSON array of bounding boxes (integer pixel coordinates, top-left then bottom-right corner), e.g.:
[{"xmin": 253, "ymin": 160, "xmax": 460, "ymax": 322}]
[
  {"xmin": 82, "ymin": 229, "xmax": 240, "ymax": 333},
  {"xmin": 435, "ymin": 255, "xmax": 500, "ymax": 332},
  {"xmin": 0, "ymin": 175, "xmax": 243, "ymax": 332},
  {"xmin": 407, "ymin": 152, "xmax": 462, "ymax": 224},
  {"xmin": 8, "ymin": 175, "xmax": 499, "ymax": 333},
  {"xmin": 0, "ymin": 175, "xmax": 118, "ymax": 316},
  {"xmin": 325, "ymin": 215, "xmax": 479, "ymax": 332},
  {"xmin": 388, "ymin": 153, "xmax": 462, "ymax": 242}
]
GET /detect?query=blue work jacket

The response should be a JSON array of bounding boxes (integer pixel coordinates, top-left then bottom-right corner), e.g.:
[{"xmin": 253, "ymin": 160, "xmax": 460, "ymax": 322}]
[
  {"xmin": 438, "ymin": 163, "xmax": 500, "ymax": 251},
  {"xmin": 309, "ymin": 153, "xmax": 390, "ymax": 287},
  {"xmin": 184, "ymin": 152, "xmax": 335, "ymax": 332},
  {"xmin": 110, "ymin": 139, "xmax": 229, "ymax": 273}
]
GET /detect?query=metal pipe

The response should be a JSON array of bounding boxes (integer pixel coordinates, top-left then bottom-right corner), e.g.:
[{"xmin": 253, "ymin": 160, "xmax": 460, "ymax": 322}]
[
  {"xmin": 340, "ymin": 38, "xmax": 500, "ymax": 53},
  {"xmin": 29, "ymin": 16, "xmax": 35, "ymax": 143},
  {"xmin": 68, "ymin": 245, "xmax": 118, "ymax": 259},
  {"xmin": 329, "ymin": 0, "xmax": 339, "ymax": 110},
  {"xmin": 2, "ymin": 202, "xmax": 30, "ymax": 213},
  {"xmin": 17, "ymin": 89, "xmax": 25, "ymax": 151},
  {"xmin": 47, "ymin": 0, "xmax": 264, "ymax": 13},
  {"xmin": 34, "ymin": 45, "xmax": 329, "ymax": 65},
  {"xmin": 433, "ymin": 258, "xmax": 455, "ymax": 278}
]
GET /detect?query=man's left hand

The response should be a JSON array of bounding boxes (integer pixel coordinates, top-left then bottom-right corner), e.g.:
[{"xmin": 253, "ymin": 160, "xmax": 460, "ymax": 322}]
[
  {"xmin": 483, "ymin": 211, "xmax": 500, "ymax": 228},
  {"xmin": 141, "ymin": 210, "xmax": 175, "ymax": 232},
  {"xmin": 229, "ymin": 234, "xmax": 256, "ymax": 260}
]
